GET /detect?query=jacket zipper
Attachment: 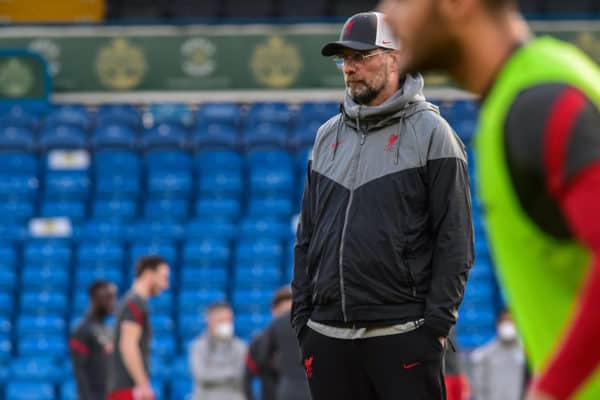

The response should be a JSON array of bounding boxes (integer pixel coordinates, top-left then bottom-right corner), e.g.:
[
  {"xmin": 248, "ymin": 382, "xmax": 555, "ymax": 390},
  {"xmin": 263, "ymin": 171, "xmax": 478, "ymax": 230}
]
[{"xmin": 338, "ymin": 115, "xmax": 366, "ymax": 322}]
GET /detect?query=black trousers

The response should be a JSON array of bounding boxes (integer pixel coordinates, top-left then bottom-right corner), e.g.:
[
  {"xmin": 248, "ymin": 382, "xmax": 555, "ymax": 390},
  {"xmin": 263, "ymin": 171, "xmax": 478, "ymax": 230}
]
[{"xmin": 300, "ymin": 326, "xmax": 446, "ymax": 400}]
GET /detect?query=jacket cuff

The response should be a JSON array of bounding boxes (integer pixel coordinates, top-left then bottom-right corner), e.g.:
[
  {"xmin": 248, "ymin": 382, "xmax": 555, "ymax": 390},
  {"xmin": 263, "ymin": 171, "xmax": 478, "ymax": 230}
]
[
  {"xmin": 423, "ymin": 316, "xmax": 452, "ymax": 339},
  {"xmin": 292, "ymin": 314, "xmax": 310, "ymax": 340}
]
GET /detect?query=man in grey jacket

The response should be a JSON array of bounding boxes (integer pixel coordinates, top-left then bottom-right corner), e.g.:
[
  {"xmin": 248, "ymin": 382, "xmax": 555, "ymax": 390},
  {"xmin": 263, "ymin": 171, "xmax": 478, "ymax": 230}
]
[
  {"xmin": 292, "ymin": 11, "xmax": 474, "ymax": 400},
  {"xmin": 189, "ymin": 302, "xmax": 247, "ymax": 400}
]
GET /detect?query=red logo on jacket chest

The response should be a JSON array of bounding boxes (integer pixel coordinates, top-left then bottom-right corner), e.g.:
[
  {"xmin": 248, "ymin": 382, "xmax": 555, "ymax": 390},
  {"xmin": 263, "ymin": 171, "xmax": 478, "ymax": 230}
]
[{"xmin": 385, "ymin": 134, "xmax": 399, "ymax": 152}]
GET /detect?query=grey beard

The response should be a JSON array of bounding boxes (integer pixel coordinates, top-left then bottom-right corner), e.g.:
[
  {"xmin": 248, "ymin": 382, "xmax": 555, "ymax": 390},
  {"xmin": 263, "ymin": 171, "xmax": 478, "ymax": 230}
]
[{"xmin": 348, "ymin": 83, "xmax": 383, "ymax": 105}]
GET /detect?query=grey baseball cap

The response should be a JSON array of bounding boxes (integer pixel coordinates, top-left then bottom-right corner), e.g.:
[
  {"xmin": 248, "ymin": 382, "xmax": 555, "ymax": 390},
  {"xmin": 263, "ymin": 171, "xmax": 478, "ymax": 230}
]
[{"xmin": 321, "ymin": 11, "xmax": 400, "ymax": 57}]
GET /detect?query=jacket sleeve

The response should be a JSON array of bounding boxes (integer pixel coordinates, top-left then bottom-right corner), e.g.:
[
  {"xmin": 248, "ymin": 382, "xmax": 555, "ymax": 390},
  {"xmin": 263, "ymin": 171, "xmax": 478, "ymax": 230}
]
[
  {"xmin": 291, "ymin": 160, "xmax": 316, "ymax": 338},
  {"xmin": 423, "ymin": 118, "xmax": 474, "ymax": 338},
  {"xmin": 69, "ymin": 329, "xmax": 93, "ymax": 400}
]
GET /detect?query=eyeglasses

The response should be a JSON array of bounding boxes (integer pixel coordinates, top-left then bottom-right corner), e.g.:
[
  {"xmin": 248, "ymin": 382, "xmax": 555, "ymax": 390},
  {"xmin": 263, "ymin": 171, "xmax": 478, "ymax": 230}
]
[{"xmin": 332, "ymin": 50, "xmax": 391, "ymax": 66}]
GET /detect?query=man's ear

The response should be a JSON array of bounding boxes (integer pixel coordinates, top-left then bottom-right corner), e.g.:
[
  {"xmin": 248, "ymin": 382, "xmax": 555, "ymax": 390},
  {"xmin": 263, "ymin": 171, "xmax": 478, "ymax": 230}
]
[{"xmin": 388, "ymin": 51, "xmax": 403, "ymax": 74}]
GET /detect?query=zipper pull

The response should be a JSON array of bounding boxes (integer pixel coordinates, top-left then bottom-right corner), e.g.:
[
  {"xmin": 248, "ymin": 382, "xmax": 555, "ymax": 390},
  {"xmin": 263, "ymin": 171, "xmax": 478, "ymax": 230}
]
[
  {"xmin": 412, "ymin": 287, "xmax": 417, "ymax": 297},
  {"xmin": 360, "ymin": 134, "xmax": 366, "ymax": 145}
]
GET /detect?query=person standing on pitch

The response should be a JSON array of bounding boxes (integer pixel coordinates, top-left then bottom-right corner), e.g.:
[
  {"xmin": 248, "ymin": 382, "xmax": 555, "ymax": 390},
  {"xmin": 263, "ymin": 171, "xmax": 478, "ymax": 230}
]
[
  {"xmin": 291, "ymin": 11, "xmax": 474, "ymax": 400},
  {"xmin": 107, "ymin": 255, "xmax": 170, "ymax": 400},
  {"xmin": 69, "ymin": 280, "xmax": 117, "ymax": 400},
  {"xmin": 379, "ymin": 0, "xmax": 600, "ymax": 398}
]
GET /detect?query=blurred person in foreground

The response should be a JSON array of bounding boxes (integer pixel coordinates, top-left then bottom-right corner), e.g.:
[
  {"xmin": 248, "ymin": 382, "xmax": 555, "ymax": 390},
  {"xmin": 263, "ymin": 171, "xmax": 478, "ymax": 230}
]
[
  {"xmin": 380, "ymin": 0, "xmax": 600, "ymax": 398},
  {"xmin": 189, "ymin": 302, "xmax": 247, "ymax": 400},
  {"xmin": 69, "ymin": 280, "xmax": 117, "ymax": 400},
  {"xmin": 246, "ymin": 287, "xmax": 310, "ymax": 400},
  {"xmin": 107, "ymin": 255, "xmax": 170, "ymax": 400},
  {"xmin": 292, "ymin": 11, "xmax": 474, "ymax": 400},
  {"xmin": 471, "ymin": 310, "xmax": 526, "ymax": 400}
]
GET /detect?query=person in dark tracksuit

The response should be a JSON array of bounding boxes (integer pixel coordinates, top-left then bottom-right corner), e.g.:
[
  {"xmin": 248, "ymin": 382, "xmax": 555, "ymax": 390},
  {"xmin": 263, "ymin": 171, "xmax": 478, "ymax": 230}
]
[
  {"xmin": 69, "ymin": 280, "xmax": 117, "ymax": 400},
  {"xmin": 291, "ymin": 11, "xmax": 474, "ymax": 400},
  {"xmin": 246, "ymin": 287, "xmax": 311, "ymax": 400}
]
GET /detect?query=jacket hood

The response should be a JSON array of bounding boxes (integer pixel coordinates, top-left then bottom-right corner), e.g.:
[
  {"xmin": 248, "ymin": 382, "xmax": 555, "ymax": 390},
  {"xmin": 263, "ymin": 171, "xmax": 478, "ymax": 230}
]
[{"xmin": 342, "ymin": 73, "xmax": 434, "ymax": 130}]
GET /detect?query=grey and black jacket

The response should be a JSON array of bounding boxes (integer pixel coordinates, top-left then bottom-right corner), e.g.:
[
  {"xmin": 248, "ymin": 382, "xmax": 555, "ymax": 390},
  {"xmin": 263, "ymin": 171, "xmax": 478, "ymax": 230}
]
[{"xmin": 291, "ymin": 74, "xmax": 474, "ymax": 340}]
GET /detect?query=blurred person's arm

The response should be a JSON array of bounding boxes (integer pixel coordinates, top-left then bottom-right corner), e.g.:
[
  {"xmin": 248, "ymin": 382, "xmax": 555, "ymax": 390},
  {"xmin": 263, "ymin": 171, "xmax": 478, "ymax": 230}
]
[
  {"xmin": 292, "ymin": 159, "xmax": 317, "ymax": 341},
  {"xmin": 519, "ymin": 87, "xmax": 600, "ymax": 399},
  {"xmin": 470, "ymin": 347, "xmax": 491, "ymax": 400},
  {"xmin": 69, "ymin": 329, "xmax": 93, "ymax": 400},
  {"xmin": 119, "ymin": 321, "xmax": 152, "ymax": 390},
  {"xmin": 424, "ymin": 118, "xmax": 475, "ymax": 341}
]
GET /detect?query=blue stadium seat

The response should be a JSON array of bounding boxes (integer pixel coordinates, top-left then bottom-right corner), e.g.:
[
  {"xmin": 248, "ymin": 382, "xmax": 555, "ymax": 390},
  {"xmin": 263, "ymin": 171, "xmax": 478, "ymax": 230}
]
[
  {"xmin": 144, "ymin": 199, "xmax": 190, "ymax": 220},
  {"xmin": 96, "ymin": 104, "xmax": 141, "ymax": 130},
  {"xmin": 0, "ymin": 316, "xmax": 11, "ymax": 337},
  {"xmin": 182, "ymin": 239, "xmax": 230, "ymax": 268},
  {"xmin": 0, "ymin": 269, "xmax": 16, "ymax": 292},
  {"xmin": 146, "ymin": 149, "xmax": 192, "ymax": 172},
  {"xmin": 0, "ymin": 151, "xmax": 38, "ymax": 173},
  {"xmin": 171, "ymin": 379, "xmax": 193, "ymax": 400},
  {"xmin": 75, "ymin": 267, "xmax": 123, "ymax": 289},
  {"xmin": 0, "ymin": 105, "xmax": 40, "ymax": 130},
  {"xmin": 186, "ymin": 219, "xmax": 237, "ymax": 241},
  {"xmin": 151, "ymin": 336, "xmax": 176, "ymax": 359},
  {"xmin": 150, "ymin": 356, "xmax": 173, "ymax": 382},
  {"xmin": 75, "ymin": 220, "xmax": 128, "ymax": 242},
  {"xmin": 60, "ymin": 381, "xmax": 77, "ymax": 400},
  {"xmin": 235, "ymin": 313, "xmax": 271, "ymax": 340},
  {"xmin": 171, "ymin": 355, "xmax": 191, "ymax": 379},
  {"xmin": 0, "ymin": 335, "xmax": 11, "ymax": 361},
  {"xmin": 191, "ymin": 123, "xmax": 239, "ymax": 149},
  {"xmin": 463, "ymin": 281, "xmax": 495, "ymax": 305},
  {"xmin": 130, "ymin": 241, "xmax": 177, "ymax": 266},
  {"xmin": 92, "ymin": 199, "xmax": 137, "ymax": 220},
  {"xmin": 141, "ymin": 123, "xmax": 188, "ymax": 149},
  {"xmin": 459, "ymin": 308, "xmax": 496, "ymax": 329},
  {"xmin": 40, "ymin": 200, "xmax": 86, "ymax": 221},
  {"xmin": 195, "ymin": 198, "xmax": 241, "ymax": 220},
  {"xmin": 128, "ymin": 221, "xmax": 184, "ymax": 242},
  {"xmin": 289, "ymin": 120, "xmax": 321, "ymax": 148},
  {"xmin": 44, "ymin": 104, "xmax": 91, "ymax": 131},
  {"xmin": 44, "ymin": 171, "xmax": 90, "ymax": 200},
  {"xmin": 149, "ymin": 292, "xmax": 173, "ymax": 314},
  {"xmin": 0, "ymin": 172, "xmax": 39, "ymax": 199},
  {"xmin": 249, "ymin": 168, "xmax": 294, "ymax": 198},
  {"xmin": 24, "ymin": 240, "xmax": 71, "ymax": 266},
  {"xmin": 20, "ymin": 291, "xmax": 68, "ymax": 315},
  {"xmin": 194, "ymin": 150, "xmax": 243, "ymax": 173},
  {"xmin": 78, "ymin": 241, "xmax": 125, "ymax": 265},
  {"xmin": 17, "ymin": 316, "xmax": 65, "ymax": 337},
  {"xmin": 178, "ymin": 313, "xmax": 207, "ymax": 342},
  {"xmin": 5, "ymin": 382, "xmax": 55, "ymax": 400},
  {"xmin": 0, "ymin": 102, "xmax": 49, "ymax": 117},
  {"xmin": 0, "ymin": 245, "xmax": 17, "ymax": 268},
  {"xmin": 247, "ymin": 102, "xmax": 292, "ymax": 126},
  {"xmin": 243, "ymin": 122, "xmax": 288, "ymax": 149},
  {"xmin": 297, "ymin": 102, "xmax": 339, "ymax": 123},
  {"xmin": 198, "ymin": 171, "xmax": 243, "ymax": 198},
  {"xmin": 39, "ymin": 125, "xmax": 87, "ymax": 149},
  {"xmin": 147, "ymin": 172, "xmax": 192, "ymax": 198},
  {"xmin": 234, "ymin": 267, "xmax": 281, "ymax": 290},
  {"xmin": 0, "ymin": 293, "xmax": 13, "ymax": 316},
  {"xmin": 247, "ymin": 197, "xmax": 294, "ymax": 219},
  {"xmin": 91, "ymin": 124, "xmax": 137, "ymax": 149},
  {"xmin": 247, "ymin": 149, "xmax": 293, "ymax": 169},
  {"xmin": 196, "ymin": 103, "xmax": 242, "ymax": 127},
  {"xmin": 232, "ymin": 290, "xmax": 273, "ymax": 314},
  {"xmin": 95, "ymin": 173, "xmax": 141, "ymax": 199},
  {"xmin": 151, "ymin": 315, "xmax": 174, "ymax": 336},
  {"xmin": 240, "ymin": 218, "xmax": 292, "ymax": 240},
  {"xmin": 180, "ymin": 267, "xmax": 228, "ymax": 290},
  {"xmin": 22, "ymin": 266, "xmax": 69, "ymax": 290},
  {"xmin": 94, "ymin": 149, "xmax": 140, "ymax": 173},
  {"xmin": 0, "ymin": 126, "xmax": 35, "ymax": 150},
  {"xmin": 178, "ymin": 289, "xmax": 226, "ymax": 314},
  {"xmin": 147, "ymin": 103, "xmax": 193, "ymax": 127},
  {"xmin": 9, "ymin": 357, "xmax": 63, "ymax": 382},
  {"xmin": 0, "ymin": 200, "xmax": 34, "ymax": 220},
  {"xmin": 236, "ymin": 239, "xmax": 283, "ymax": 265}
]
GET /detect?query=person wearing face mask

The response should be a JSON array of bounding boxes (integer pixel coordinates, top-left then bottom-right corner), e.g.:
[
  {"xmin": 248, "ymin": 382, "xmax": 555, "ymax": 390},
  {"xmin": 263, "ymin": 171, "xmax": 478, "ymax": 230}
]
[
  {"xmin": 470, "ymin": 310, "xmax": 526, "ymax": 400},
  {"xmin": 69, "ymin": 280, "xmax": 117, "ymax": 400},
  {"xmin": 189, "ymin": 302, "xmax": 247, "ymax": 400}
]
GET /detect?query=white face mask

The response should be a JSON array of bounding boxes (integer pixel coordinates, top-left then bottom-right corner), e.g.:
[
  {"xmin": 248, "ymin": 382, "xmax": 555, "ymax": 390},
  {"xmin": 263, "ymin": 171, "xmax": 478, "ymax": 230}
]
[
  {"xmin": 498, "ymin": 321, "xmax": 518, "ymax": 342},
  {"xmin": 214, "ymin": 322, "xmax": 234, "ymax": 340}
]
